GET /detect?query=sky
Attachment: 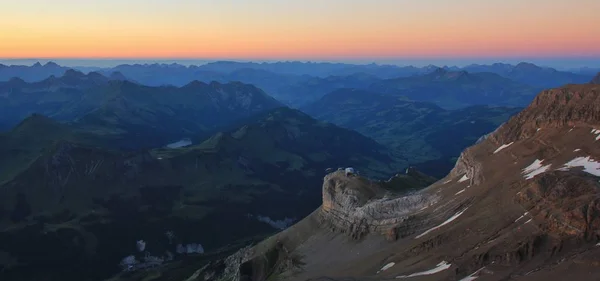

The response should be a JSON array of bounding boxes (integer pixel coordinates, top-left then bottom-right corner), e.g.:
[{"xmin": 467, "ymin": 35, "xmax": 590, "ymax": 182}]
[{"xmin": 1, "ymin": 0, "xmax": 600, "ymax": 64}]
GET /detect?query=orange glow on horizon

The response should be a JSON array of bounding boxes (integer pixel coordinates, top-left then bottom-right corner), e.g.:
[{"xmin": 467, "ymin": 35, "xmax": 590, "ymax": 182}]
[{"xmin": 1, "ymin": 0, "xmax": 599, "ymax": 59}]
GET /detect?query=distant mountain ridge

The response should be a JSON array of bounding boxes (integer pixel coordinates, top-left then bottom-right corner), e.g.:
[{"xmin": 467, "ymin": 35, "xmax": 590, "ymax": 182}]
[
  {"xmin": 0, "ymin": 61, "xmax": 70, "ymax": 82},
  {"xmin": 2, "ymin": 61, "xmax": 595, "ymax": 108},
  {"xmin": 369, "ymin": 68, "xmax": 540, "ymax": 108},
  {"xmin": 302, "ymin": 88, "xmax": 521, "ymax": 177},
  {"xmin": 0, "ymin": 72, "xmax": 284, "ymax": 149},
  {"xmin": 463, "ymin": 62, "xmax": 593, "ymax": 88}
]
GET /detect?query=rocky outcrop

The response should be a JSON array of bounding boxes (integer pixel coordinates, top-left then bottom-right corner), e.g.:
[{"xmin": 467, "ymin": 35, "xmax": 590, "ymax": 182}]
[
  {"xmin": 190, "ymin": 170, "xmax": 437, "ymax": 281},
  {"xmin": 451, "ymin": 84, "xmax": 600, "ymax": 188},
  {"xmin": 448, "ymin": 148, "xmax": 483, "ymax": 186},
  {"xmin": 516, "ymin": 171, "xmax": 600, "ymax": 240},
  {"xmin": 319, "ymin": 170, "xmax": 433, "ymax": 239}
]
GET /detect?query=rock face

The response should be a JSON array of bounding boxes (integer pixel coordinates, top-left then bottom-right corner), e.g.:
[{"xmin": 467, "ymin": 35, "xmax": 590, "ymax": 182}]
[
  {"xmin": 516, "ymin": 171, "xmax": 600, "ymax": 239},
  {"xmin": 320, "ymin": 171, "xmax": 433, "ymax": 239},
  {"xmin": 490, "ymin": 84, "xmax": 600, "ymax": 143}
]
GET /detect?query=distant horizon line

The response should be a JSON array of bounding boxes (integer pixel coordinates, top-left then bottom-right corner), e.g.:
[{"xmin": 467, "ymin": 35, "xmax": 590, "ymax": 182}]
[{"xmin": 1, "ymin": 57, "xmax": 600, "ymax": 69}]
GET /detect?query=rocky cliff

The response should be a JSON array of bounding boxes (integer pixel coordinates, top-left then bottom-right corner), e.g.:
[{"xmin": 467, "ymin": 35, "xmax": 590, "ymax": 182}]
[
  {"xmin": 319, "ymin": 170, "xmax": 434, "ymax": 240},
  {"xmin": 449, "ymin": 84, "xmax": 600, "ymax": 187}
]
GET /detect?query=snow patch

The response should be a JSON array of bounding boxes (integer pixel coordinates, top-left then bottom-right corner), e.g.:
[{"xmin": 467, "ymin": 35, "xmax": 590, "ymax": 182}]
[
  {"xmin": 493, "ymin": 142, "xmax": 514, "ymax": 154},
  {"xmin": 574, "ymin": 149, "xmax": 581, "ymax": 152},
  {"xmin": 592, "ymin": 129, "xmax": 600, "ymax": 141},
  {"xmin": 561, "ymin": 156, "xmax": 600, "ymax": 176},
  {"xmin": 459, "ymin": 267, "xmax": 486, "ymax": 281},
  {"xmin": 514, "ymin": 212, "xmax": 529, "ymax": 223},
  {"xmin": 525, "ymin": 219, "xmax": 533, "ymax": 224},
  {"xmin": 455, "ymin": 189, "xmax": 466, "ymax": 195},
  {"xmin": 569, "ymin": 128, "xmax": 573, "ymax": 132},
  {"xmin": 415, "ymin": 208, "xmax": 468, "ymax": 239},
  {"xmin": 377, "ymin": 262, "xmax": 395, "ymax": 273},
  {"xmin": 596, "ymin": 242, "xmax": 600, "ymax": 246},
  {"xmin": 443, "ymin": 180, "xmax": 452, "ymax": 184},
  {"xmin": 522, "ymin": 159, "xmax": 551, "ymax": 180},
  {"xmin": 396, "ymin": 261, "xmax": 451, "ymax": 279},
  {"xmin": 248, "ymin": 215, "xmax": 295, "ymax": 230},
  {"xmin": 458, "ymin": 174, "xmax": 469, "ymax": 183},
  {"xmin": 536, "ymin": 128, "xmax": 541, "ymax": 132},
  {"xmin": 166, "ymin": 138, "xmax": 192, "ymax": 149}
]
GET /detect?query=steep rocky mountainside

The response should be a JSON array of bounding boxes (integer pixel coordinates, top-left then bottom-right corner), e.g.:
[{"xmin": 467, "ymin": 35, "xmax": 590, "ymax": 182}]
[
  {"xmin": 0, "ymin": 107, "xmax": 408, "ymax": 281},
  {"xmin": 192, "ymin": 83, "xmax": 600, "ymax": 281},
  {"xmin": 302, "ymin": 89, "xmax": 521, "ymax": 177}
]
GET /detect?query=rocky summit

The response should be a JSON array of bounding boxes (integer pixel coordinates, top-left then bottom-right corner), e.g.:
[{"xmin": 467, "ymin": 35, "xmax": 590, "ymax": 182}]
[{"xmin": 191, "ymin": 83, "xmax": 600, "ymax": 281}]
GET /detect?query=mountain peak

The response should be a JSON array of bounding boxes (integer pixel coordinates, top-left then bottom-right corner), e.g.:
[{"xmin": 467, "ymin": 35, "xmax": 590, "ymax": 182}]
[
  {"xmin": 183, "ymin": 80, "xmax": 208, "ymax": 89},
  {"xmin": 32, "ymin": 62, "xmax": 42, "ymax": 67},
  {"xmin": 63, "ymin": 69, "xmax": 86, "ymax": 78},
  {"xmin": 87, "ymin": 71, "xmax": 107, "ymax": 80},
  {"xmin": 43, "ymin": 61, "xmax": 60, "ymax": 68},
  {"xmin": 514, "ymin": 62, "xmax": 542, "ymax": 71},
  {"xmin": 591, "ymin": 72, "xmax": 600, "ymax": 84},
  {"xmin": 431, "ymin": 67, "xmax": 448, "ymax": 75},
  {"xmin": 7, "ymin": 77, "xmax": 26, "ymax": 85},
  {"xmin": 12, "ymin": 113, "xmax": 62, "ymax": 134},
  {"xmin": 109, "ymin": 71, "xmax": 128, "ymax": 81}
]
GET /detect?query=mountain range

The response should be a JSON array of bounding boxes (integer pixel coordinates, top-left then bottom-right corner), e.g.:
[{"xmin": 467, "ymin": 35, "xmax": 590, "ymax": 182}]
[
  {"xmin": 462, "ymin": 62, "xmax": 593, "ymax": 88},
  {"xmin": 0, "ymin": 61, "xmax": 70, "ymax": 82},
  {"xmin": 369, "ymin": 68, "xmax": 541, "ymax": 108},
  {"xmin": 302, "ymin": 89, "xmax": 522, "ymax": 178},
  {"xmin": 1, "ymin": 61, "xmax": 595, "ymax": 108},
  {"xmin": 0, "ymin": 71, "xmax": 284, "ymax": 149},
  {"xmin": 0, "ymin": 70, "xmax": 525, "ymax": 178}
]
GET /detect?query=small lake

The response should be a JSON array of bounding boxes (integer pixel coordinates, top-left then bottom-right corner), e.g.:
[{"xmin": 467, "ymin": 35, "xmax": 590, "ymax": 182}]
[{"xmin": 166, "ymin": 138, "xmax": 192, "ymax": 149}]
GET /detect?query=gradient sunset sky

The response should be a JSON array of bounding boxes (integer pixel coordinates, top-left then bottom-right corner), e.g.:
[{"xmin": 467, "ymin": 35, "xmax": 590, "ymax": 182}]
[{"xmin": 2, "ymin": 0, "xmax": 600, "ymax": 60}]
